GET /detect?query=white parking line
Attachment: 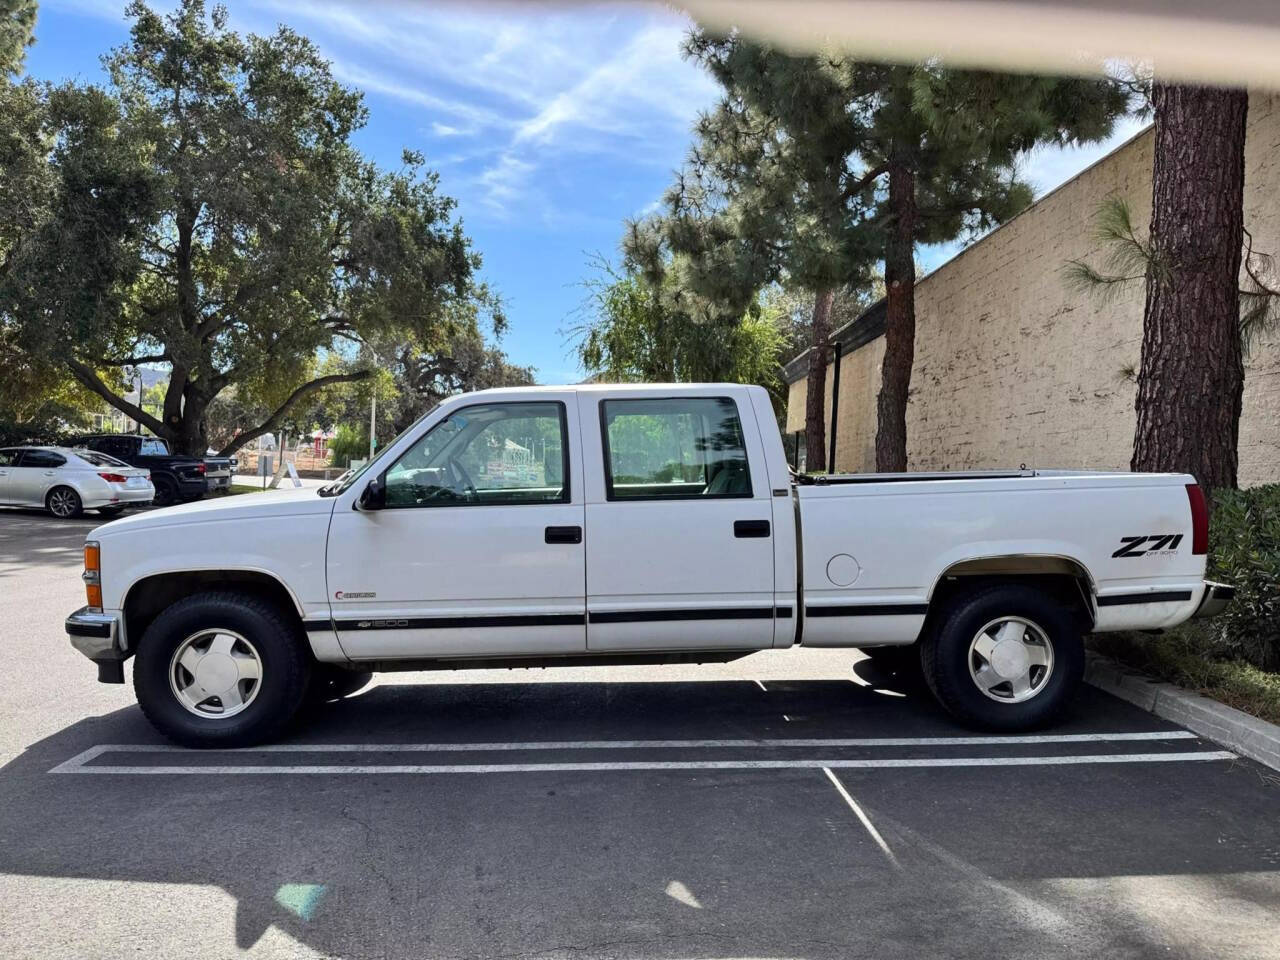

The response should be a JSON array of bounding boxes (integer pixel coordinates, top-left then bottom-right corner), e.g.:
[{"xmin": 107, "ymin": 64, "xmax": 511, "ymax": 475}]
[
  {"xmin": 823, "ymin": 767, "xmax": 903, "ymax": 871},
  {"xmin": 49, "ymin": 750, "xmax": 1235, "ymax": 775},
  {"xmin": 48, "ymin": 728, "xmax": 1199, "ymax": 773}
]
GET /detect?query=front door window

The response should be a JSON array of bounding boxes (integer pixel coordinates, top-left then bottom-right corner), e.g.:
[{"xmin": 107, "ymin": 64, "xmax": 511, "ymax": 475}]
[{"xmin": 383, "ymin": 401, "xmax": 568, "ymax": 507}]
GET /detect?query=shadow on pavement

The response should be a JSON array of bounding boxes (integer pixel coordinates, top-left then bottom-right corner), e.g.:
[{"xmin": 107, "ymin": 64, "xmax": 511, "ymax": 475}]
[
  {"xmin": 2, "ymin": 676, "xmax": 1278, "ymax": 959},
  {"xmin": 0, "ymin": 510, "xmax": 100, "ymax": 572}
]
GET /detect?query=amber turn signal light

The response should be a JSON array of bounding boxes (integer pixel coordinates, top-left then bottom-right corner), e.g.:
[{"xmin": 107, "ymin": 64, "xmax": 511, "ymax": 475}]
[{"xmin": 83, "ymin": 540, "xmax": 102, "ymax": 611}]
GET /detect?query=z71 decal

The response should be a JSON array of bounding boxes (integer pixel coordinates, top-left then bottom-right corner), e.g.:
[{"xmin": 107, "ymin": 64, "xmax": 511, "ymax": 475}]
[{"xmin": 1112, "ymin": 534, "xmax": 1183, "ymax": 558}]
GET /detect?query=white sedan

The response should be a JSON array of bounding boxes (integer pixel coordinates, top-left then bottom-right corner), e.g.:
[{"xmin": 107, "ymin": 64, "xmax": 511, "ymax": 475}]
[{"xmin": 0, "ymin": 446, "xmax": 155, "ymax": 518}]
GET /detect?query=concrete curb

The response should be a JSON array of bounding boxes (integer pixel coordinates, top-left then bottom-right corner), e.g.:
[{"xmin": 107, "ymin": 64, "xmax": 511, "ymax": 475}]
[{"xmin": 1086, "ymin": 652, "xmax": 1280, "ymax": 773}]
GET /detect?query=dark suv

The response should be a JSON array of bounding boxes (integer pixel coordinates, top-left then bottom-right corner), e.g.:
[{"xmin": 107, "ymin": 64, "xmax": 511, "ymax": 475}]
[{"xmin": 71, "ymin": 434, "xmax": 207, "ymax": 506}]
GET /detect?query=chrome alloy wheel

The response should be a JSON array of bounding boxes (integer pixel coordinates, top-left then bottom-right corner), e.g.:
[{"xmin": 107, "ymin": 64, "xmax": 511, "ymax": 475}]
[
  {"xmin": 48, "ymin": 488, "xmax": 79, "ymax": 517},
  {"xmin": 967, "ymin": 616, "xmax": 1054, "ymax": 703},
  {"xmin": 169, "ymin": 629, "xmax": 263, "ymax": 718}
]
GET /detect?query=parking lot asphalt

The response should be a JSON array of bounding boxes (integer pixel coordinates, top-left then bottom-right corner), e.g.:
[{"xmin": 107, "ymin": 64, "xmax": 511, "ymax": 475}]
[{"xmin": 1, "ymin": 506, "xmax": 1279, "ymax": 960}]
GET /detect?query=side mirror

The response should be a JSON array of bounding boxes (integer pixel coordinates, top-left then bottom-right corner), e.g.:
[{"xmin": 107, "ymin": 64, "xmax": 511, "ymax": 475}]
[{"xmin": 356, "ymin": 476, "xmax": 386, "ymax": 512}]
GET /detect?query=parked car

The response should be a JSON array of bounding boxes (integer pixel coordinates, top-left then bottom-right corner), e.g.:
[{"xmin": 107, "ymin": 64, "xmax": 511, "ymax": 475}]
[
  {"xmin": 0, "ymin": 446, "xmax": 154, "ymax": 518},
  {"xmin": 63, "ymin": 383, "xmax": 1233, "ymax": 747},
  {"xmin": 70, "ymin": 434, "xmax": 207, "ymax": 506}
]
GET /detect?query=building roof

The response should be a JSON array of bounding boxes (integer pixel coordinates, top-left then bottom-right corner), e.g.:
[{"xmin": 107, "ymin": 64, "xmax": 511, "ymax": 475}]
[{"xmin": 781, "ymin": 298, "xmax": 887, "ymax": 384}]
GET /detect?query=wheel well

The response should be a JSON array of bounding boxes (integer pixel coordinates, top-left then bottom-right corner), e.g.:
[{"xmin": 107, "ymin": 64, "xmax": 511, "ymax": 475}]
[
  {"xmin": 121, "ymin": 571, "xmax": 301, "ymax": 653},
  {"xmin": 925, "ymin": 557, "xmax": 1095, "ymax": 635}
]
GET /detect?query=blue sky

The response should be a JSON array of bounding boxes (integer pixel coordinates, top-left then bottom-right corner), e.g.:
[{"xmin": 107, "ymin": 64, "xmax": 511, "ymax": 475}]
[{"xmin": 23, "ymin": 0, "xmax": 1146, "ymax": 383}]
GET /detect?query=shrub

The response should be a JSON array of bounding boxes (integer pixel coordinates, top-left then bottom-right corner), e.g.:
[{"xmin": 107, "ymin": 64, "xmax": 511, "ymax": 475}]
[
  {"xmin": 328, "ymin": 424, "xmax": 369, "ymax": 468},
  {"xmin": 1199, "ymin": 484, "xmax": 1280, "ymax": 672},
  {"xmin": 0, "ymin": 418, "xmax": 73, "ymax": 447}
]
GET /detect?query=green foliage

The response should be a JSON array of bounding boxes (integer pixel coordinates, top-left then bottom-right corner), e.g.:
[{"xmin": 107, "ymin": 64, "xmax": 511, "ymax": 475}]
[
  {"xmin": 1196, "ymin": 484, "xmax": 1280, "ymax": 672},
  {"xmin": 0, "ymin": 322, "xmax": 116, "ymax": 435},
  {"xmin": 1065, "ymin": 198, "xmax": 1280, "ymax": 354},
  {"xmin": 0, "ymin": 0, "xmax": 493, "ymax": 456},
  {"xmin": 1, "ymin": 0, "xmax": 37, "ymax": 75},
  {"xmin": 572, "ymin": 258, "xmax": 785, "ymax": 394},
  {"xmin": 327, "ymin": 423, "xmax": 368, "ymax": 468},
  {"xmin": 1063, "ymin": 197, "xmax": 1161, "ymax": 303}
]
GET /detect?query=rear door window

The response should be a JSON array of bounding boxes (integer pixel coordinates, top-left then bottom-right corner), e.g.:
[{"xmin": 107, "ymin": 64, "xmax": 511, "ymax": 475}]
[
  {"xmin": 600, "ymin": 397, "xmax": 752, "ymax": 500},
  {"xmin": 18, "ymin": 450, "xmax": 68, "ymax": 468}
]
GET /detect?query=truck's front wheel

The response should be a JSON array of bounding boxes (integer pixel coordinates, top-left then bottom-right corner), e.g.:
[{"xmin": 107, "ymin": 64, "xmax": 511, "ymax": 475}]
[
  {"xmin": 921, "ymin": 584, "xmax": 1084, "ymax": 730},
  {"xmin": 133, "ymin": 592, "xmax": 311, "ymax": 748}
]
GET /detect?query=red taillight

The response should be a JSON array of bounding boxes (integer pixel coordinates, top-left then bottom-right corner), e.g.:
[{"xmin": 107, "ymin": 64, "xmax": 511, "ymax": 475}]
[
  {"xmin": 1186, "ymin": 483, "xmax": 1208, "ymax": 555},
  {"xmin": 98, "ymin": 472, "xmax": 128, "ymax": 483},
  {"xmin": 196, "ymin": 463, "xmax": 207, "ymax": 474}
]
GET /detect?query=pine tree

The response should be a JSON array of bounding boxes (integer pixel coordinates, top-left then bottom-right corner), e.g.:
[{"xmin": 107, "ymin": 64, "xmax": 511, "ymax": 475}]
[
  {"xmin": 1132, "ymin": 83, "xmax": 1248, "ymax": 494},
  {"xmin": 639, "ymin": 31, "xmax": 1130, "ymax": 471},
  {"xmin": 1, "ymin": 0, "xmax": 37, "ymax": 75}
]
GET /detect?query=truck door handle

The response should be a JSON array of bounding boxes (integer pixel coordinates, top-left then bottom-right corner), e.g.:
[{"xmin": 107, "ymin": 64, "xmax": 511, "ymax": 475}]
[
  {"xmin": 545, "ymin": 525, "xmax": 582, "ymax": 544},
  {"xmin": 734, "ymin": 520, "xmax": 771, "ymax": 538}
]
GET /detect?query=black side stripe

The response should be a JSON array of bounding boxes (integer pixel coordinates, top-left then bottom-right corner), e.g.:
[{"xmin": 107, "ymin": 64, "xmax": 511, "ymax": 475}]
[
  {"xmin": 305, "ymin": 607, "xmax": 794, "ymax": 631},
  {"xmin": 589, "ymin": 607, "xmax": 776, "ymax": 624},
  {"xmin": 806, "ymin": 603, "xmax": 928, "ymax": 617},
  {"xmin": 1096, "ymin": 590, "xmax": 1193, "ymax": 607},
  {"xmin": 311, "ymin": 613, "xmax": 586, "ymax": 632}
]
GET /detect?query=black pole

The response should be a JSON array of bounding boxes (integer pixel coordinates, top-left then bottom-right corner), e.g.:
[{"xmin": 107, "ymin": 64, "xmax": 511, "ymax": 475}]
[{"xmin": 827, "ymin": 341, "xmax": 842, "ymax": 474}]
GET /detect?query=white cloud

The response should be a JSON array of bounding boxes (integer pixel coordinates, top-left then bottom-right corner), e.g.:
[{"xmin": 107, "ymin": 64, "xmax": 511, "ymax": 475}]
[
  {"xmin": 328, "ymin": 60, "xmax": 515, "ymax": 131},
  {"xmin": 475, "ymin": 151, "xmax": 536, "ymax": 213},
  {"xmin": 430, "ymin": 121, "xmax": 472, "ymax": 138}
]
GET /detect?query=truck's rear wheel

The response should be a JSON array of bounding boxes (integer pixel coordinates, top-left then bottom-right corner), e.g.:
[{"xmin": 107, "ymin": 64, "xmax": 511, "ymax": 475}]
[
  {"xmin": 152, "ymin": 476, "xmax": 177, "ymax": 507},
  {"xmin": 921, "ymin": 584, "xmax": 1083, "ymax": 730},
  {"xmin": 133, "ymin": 592, "xmax": 311, "ymax": 747}
]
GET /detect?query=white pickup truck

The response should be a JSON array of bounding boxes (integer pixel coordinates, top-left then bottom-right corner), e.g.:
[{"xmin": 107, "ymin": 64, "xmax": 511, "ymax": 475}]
[{"xmin": 66, "ymin": 383, "xmax": 1233, "ymax": 747}]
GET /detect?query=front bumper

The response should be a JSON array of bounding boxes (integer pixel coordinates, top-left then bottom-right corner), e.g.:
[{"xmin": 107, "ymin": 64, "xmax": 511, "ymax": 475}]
[
  {"xmin": 65, "ymin": 607, "xmax": 127, "ymax": 683},
  {"xmin": 1193, "ymin": 580, "xmax": 1236, "ymax": 619}
]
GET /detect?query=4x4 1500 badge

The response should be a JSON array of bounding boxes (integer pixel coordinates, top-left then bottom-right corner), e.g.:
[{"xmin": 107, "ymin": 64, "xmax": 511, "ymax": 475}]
[{"xmin": 1112, "ymin": 534, "xmax": 1183, "ymax": 558}]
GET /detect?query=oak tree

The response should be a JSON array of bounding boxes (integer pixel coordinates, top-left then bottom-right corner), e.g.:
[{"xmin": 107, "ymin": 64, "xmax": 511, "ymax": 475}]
[{"xmin": 1, "ymin": 0, "xmax": 492, "ymax": 456}]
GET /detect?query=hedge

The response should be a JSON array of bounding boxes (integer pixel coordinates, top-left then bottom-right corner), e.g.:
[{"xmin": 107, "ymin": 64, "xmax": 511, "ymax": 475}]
[{"xmin": 1197, "ymin": 483, "xmax": 1280, "ymax": 672}]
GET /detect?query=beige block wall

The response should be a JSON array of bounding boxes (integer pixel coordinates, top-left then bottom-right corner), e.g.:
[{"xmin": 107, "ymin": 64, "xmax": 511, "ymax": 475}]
[{"xmin": 787, "ymin": 92, "xmax": 1280, "ymax": 485}]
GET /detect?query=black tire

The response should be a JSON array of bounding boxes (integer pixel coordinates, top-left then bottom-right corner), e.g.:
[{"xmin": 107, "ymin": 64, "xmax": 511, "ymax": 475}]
[
  {"xmin": 306, "ymin": 665, "xmax": 374, "ymax": 705},
  {"xmin": 921, "ymin": 583, "xmax": 1084, "ymax": 731},
  {"xmin": 97, "ymin": 505, "xmax": 125, "ymax": 518},
  {"xmin": 152, "ymin": 475, "xmax": 178, "ymax": 507},
  {"xmin": 45, "ymin": 486, "xmax": 83, "ymax": 519},
  {"xmin": 133, "ymin": 591, "xmax": 311, "ymax": 748}
]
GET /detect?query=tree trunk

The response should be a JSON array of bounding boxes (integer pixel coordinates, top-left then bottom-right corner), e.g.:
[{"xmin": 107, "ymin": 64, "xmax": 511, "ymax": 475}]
[
  {"xmin": 169, "ymin": 394, "xmax": 210, "ymax": 457},
  {"xmin": 1131, "ymin": 83, "xmax": 1247, "ymax": 496},
  {"xmin": 804, "ymin": 287, "xmax": 836, "ymax": 472},
  {"xmin": 875, "ymin": 163, "xmax": 917, "ymax": 473}
]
